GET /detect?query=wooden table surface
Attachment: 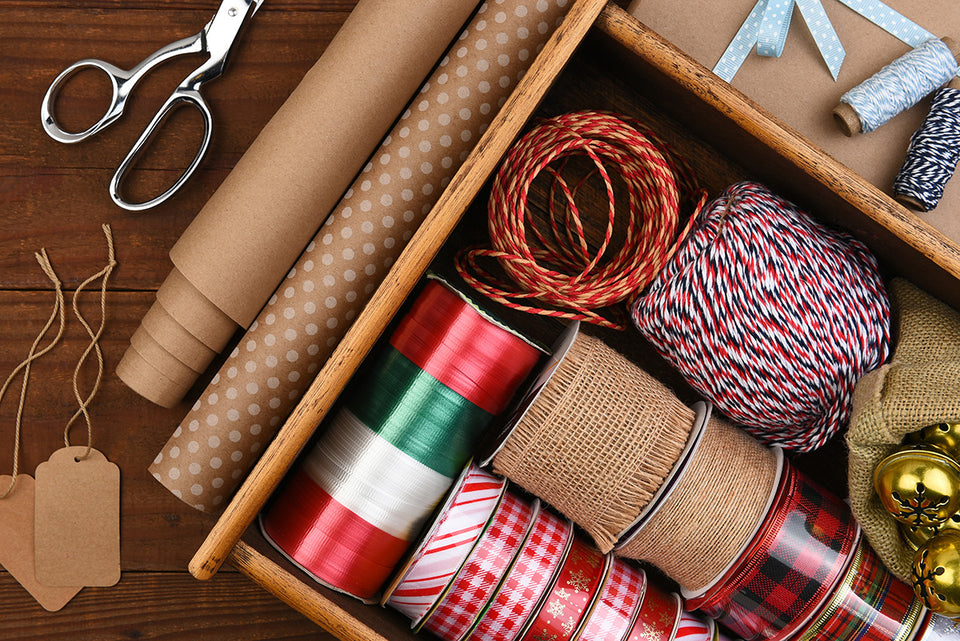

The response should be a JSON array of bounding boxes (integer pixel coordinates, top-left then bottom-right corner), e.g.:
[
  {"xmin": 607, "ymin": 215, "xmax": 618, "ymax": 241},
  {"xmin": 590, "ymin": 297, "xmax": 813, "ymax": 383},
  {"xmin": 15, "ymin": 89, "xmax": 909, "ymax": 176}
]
[{"xmin": 0, "ymin": 1, "xmax": 356, "ymax": 638}]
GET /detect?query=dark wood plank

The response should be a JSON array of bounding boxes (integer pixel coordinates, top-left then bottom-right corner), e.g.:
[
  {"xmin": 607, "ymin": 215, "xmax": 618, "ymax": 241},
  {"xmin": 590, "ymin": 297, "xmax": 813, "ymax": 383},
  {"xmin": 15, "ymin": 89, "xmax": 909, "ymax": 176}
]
[
  {"xmin": 0, "ymin": 570, "xmax": 333, "ymax": 640},
  {"xmin": 5, "ymin": 0, "xmax": 355, "ymax": 10},
  {"xmin": 0, "ymin": 291, "xmax": 234, "ymax": 571},
  {"xmin": 0, "ymin": 7, "xmax": 347, "ymax": 290}
]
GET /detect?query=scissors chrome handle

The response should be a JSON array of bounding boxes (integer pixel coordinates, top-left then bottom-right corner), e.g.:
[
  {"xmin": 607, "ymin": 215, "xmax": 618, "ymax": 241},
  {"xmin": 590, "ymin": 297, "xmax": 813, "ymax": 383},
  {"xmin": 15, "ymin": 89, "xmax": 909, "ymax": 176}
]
[{"xmin": 40, "ymin": 0, "xmax": 264, "ymax": 210}]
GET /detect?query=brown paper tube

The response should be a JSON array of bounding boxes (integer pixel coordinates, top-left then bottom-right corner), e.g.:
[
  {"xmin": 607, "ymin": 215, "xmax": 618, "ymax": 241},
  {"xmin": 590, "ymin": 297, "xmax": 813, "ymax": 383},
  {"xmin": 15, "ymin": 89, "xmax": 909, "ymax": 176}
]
[
  {"xmin": 615, "ymin": 413, "xmax": 780, "ymax": 594},
  {"xmin": 491, "ymin": 332, "xmax": 695, "ymax": 553},
  {"xmin": 116, "ymin": 345, "xmax": 192, "ymax": 409},
  {"xmin": 119, "ymin": 0, "xmax": 482, "ymax": 406},
  {"xmin": 140, "ymin": 303, "xmax": 214, "ymax": 374},
  {"xmin": 148, "ymin": 0, "xmax": 575, "ymax": 513}
]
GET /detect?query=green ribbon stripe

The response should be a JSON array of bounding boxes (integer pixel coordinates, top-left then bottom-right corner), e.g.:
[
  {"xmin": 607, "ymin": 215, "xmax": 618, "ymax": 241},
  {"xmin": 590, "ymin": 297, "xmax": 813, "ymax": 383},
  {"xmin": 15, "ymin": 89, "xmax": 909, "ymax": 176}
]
[{"xmin": 345, "ymin": 347, "xmax": 493, "ymax": 478}]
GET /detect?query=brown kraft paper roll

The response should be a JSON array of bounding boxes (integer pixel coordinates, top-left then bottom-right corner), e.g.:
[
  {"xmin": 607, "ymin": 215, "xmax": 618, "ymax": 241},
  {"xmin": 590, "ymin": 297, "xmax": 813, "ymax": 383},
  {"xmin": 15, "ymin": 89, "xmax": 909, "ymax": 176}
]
[
  {"xmin": 117, "ymin": 0, "xmax": 482, "ymax": 408},
  {"xmin": 149, "ymin": 0, "xmax": 574, "ymax": 513}
]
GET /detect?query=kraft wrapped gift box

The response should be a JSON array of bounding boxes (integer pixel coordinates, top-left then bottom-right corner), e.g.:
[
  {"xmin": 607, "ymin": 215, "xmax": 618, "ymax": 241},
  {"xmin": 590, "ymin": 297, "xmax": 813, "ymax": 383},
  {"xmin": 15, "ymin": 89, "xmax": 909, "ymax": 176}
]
[{"xmin": 628, "ymin": 0, "xmax": 960, "ymax": 243}]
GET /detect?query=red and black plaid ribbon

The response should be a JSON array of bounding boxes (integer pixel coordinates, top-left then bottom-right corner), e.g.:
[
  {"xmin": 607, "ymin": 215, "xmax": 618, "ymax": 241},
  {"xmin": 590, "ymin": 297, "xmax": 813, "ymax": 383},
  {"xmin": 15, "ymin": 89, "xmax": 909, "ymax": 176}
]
[
  {"xmin": 796, "ymin": 538, "xmax": 927, "ymax": 641},
  {"xmin": 687, "ymin": 458, "xmax": 859, "ymax": 641}
]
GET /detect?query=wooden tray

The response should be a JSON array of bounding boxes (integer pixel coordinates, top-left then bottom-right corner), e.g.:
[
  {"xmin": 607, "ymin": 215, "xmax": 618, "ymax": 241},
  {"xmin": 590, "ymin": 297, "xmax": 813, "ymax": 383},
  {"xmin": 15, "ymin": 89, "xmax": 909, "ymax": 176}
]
[{"xmin": 183, "ymin": 3, "xmax": 960, "ymax": 640}]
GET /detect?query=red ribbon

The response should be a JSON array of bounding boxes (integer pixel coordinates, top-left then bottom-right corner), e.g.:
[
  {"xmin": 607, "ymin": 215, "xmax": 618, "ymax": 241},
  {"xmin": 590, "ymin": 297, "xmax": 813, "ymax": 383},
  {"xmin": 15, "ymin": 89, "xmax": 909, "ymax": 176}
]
[
  {"xmin": 261, "ymin": 470, "xmax": 409, "ymax": 599},
  {"xmin": 628, "ymin": 582, "xmax": 682, "ymax": 641},
  {"xmin": 391, "ymin": 280, "xmax": 541, "ymax": 415}
]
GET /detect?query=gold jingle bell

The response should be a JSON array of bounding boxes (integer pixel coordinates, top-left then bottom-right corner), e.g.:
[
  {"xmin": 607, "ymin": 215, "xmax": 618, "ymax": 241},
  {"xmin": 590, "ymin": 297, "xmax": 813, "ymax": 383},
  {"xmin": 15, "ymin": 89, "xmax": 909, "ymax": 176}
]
[
  {"xmin": 905, "ymin": 423, "xmax": 960, "ymax": 461},
  {"xmin": 874, "ymin": 446, "xmax": 960, "ymax": 530},
  {"xmin": 901, "ymin": 514, "xmax": 960, "ymax": 550},
  {"xmin": 913, "ymin": 530, "xmax": 960, "ymax": 616}
]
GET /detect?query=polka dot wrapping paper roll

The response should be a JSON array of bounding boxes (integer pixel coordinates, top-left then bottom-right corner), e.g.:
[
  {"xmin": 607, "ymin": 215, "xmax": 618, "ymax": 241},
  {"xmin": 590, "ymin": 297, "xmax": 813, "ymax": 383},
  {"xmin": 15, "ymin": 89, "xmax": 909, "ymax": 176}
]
[{"xmin": 149, "ymin": 0, "xmax": 573, "ymax": 513}]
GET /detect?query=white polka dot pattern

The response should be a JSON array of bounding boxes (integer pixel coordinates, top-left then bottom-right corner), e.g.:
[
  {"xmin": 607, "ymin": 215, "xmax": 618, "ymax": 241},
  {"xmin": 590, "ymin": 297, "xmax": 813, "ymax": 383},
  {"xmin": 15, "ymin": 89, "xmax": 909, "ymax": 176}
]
[{"xmin": 149, "ymin": 0, "xmax": 572, "ymax": 513}]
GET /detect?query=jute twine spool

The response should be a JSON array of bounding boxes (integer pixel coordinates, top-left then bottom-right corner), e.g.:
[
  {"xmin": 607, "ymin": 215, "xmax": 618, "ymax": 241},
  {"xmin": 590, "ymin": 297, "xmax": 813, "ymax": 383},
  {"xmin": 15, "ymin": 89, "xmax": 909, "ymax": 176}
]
[
  {"xmin": 491, "ymin": 331, "xmax": 694, "ymax": 553},
  {"xmin": 616, "ymin": 413, "xmax": 779, "ymax": 594}
]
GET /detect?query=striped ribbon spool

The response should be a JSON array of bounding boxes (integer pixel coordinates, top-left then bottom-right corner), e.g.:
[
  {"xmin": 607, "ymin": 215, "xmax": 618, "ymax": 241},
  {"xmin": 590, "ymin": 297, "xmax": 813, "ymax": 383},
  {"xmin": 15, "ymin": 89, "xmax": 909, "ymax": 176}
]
[
  {"xmin": 455, "ymin": 110, "xmax": 706, "ymax": 330},
  {"xmin": 516, "ymin": 535, "xmax": 609, "ymax": 641},
  {"xmin": 466, "ymin": 505, "xmax": 573, "ymax": 641},
  {"xmin": 632, "ymin": 181, "xmax": 890, "ymax": 453},
  {"xmin": 578, "ymin": 556, "xmax": 647, "ymax": 641},
  {"xmin": 384, "ymin": 464, "xmax": 507, "ymax": 623},
  {"xmin": 893, "ymin": 80, "xmax": 960, "ymax": 212},
  {"xmin": 685, "ymin": 458, "xmax": 860, "ymax": 641},
  {"xmin": 261, "ymin": 279, "xmax": 541, "ymax": 600},
  {"xmin": 626, "ymin": 582, "xmax": 683, "ymax": 641},
  {"xmin": 795, "ymin": 538, "xmax": 927, "ymax": 641},
  {"xmin": 675, "ymin": 610, "xmax": 714, "ymax": 641},
  {"xmin": 422, "ymin": 492, "xmax": 537, "ymax": 641}
]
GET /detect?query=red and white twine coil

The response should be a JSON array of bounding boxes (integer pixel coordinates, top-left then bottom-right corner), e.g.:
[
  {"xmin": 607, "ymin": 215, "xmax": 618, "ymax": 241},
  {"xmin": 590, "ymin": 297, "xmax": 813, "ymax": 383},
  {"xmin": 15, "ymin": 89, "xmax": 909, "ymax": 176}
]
[
  {"xmin": 632, "ymin": 181, "xmax": 890, "ymax": 452},
  {"xmin": 456, "ymin": 110, "xmax": 706, "ymax": 330}
]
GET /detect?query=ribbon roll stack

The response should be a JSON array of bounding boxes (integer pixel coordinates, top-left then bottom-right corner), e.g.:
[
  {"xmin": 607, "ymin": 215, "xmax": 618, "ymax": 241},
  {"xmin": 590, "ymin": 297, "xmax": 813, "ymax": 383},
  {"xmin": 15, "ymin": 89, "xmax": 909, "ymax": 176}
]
[
  {"xmin": 794, "ymin": 538, "xmax": 928, "ymax": 641},
  {"xmin": 684, "ymin": 458, "xmax": 860, "ymax": 641},
  {"xmin": 386, "ymin": 463, "xmax": 711, "ymax": 641},
  {"xmin": 261, "ymin": 280, "xmax": 540, "ymax": 600}
]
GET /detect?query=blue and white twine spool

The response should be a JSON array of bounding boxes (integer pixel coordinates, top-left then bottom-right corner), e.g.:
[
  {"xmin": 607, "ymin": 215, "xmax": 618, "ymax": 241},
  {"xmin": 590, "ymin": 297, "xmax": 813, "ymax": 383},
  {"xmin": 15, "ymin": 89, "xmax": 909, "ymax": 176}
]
[
  {"xmin": 893, "ymin": 79, "xmax": 960, "ymax": 211},
  {"xmin": 836, "ymin": 37, "xmax": 959, "ymax": 135}
]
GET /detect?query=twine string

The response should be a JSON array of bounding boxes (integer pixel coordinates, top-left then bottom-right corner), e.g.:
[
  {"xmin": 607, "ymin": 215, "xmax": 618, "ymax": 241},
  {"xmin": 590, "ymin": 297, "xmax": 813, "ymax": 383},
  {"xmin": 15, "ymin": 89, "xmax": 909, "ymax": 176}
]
[
  {"xmin": 841, "ymin": 38, "xmax": 959, "ymax": 133},
  {"xmin": 0, "ymin": 250, "xmax": 66, "ymax": 499},
  {"xmin": 64, "ymin": 224, "xmax": 116, "ymax": 461},
  {"xmin": 893, "ymin": 84, "xmax": 960, "ymax": 211},
  {"xmin": 456, "ymin": 110, "xmax": 706, "ymax": 330}
]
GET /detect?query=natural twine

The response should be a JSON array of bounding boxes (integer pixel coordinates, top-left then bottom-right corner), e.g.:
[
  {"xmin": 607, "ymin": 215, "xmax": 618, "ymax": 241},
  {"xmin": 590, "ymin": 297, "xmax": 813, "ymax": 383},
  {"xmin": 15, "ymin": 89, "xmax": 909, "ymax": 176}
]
[
  {"xmin": 64, "ymin": 224, "xmax": 116, "ymax": 461},
  {"xmin": 616, "ymin": 412, "xmax": 779, "ymax": 593},
  {"xmin": 491, "ymin": 331, "xmax": 694, "ymax": 552},
  {"xmin": 847, "ymin": 278, "xmax": 960, "ymax": 581},
  {"xmin": 0, "ymin": 250, "xmax": 66, "ymax": 499}
]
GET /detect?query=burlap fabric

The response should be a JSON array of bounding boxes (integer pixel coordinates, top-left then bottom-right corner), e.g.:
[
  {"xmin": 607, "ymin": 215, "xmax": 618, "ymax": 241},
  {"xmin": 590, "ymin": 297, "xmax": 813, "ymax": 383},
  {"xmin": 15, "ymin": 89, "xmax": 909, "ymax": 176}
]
[
  {"xmin": 617, "ymin": 413, "xmax": 779, "ymax": 593},
  {"xmin": 847, "ymin": 278, "xmax": 960, "ymax": 581},
  {"xmin": 492, "ymin": 331, "xmax": 694, "ymax": 553}
]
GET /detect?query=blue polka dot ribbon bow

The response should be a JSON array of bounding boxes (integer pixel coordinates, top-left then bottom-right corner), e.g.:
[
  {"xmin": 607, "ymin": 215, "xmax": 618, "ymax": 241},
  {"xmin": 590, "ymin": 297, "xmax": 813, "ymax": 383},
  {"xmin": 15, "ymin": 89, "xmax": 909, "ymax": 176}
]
[{"xmin": 713, "ymin": 0, "xmax": 934, "ymax": 82}]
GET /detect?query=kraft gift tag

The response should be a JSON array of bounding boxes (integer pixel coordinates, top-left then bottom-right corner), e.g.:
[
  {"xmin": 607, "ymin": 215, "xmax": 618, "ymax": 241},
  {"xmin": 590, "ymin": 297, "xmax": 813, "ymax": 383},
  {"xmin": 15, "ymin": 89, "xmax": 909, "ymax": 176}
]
[
  {"xmin": 0, "ymin": 475, "xmax": 83, "ymax": 611},
  {"xmin": 34, "ymin": 447, "xmax": 120, "ymax": 587}
]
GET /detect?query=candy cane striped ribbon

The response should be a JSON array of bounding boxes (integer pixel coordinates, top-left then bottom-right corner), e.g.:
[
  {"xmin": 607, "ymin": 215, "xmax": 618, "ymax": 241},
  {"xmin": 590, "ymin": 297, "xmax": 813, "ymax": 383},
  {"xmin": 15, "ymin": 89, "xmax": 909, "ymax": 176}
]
[{"xmin": 386, "ymin": 465, "xmax": 507, "ymax": 623}]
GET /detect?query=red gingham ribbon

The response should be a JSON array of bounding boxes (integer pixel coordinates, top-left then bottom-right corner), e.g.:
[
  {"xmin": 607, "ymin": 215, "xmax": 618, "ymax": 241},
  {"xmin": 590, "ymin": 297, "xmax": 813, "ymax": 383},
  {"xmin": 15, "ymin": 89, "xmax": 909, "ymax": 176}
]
[
  {"xmin": 628, "ymin": 583, "xmax": 682, "ymax": 641},
  {"xmin": 423, "ymin": 492, "xmax": 536, "ymax": 641},
  {"xmin": 579, "ymin": 557, "xmax": 647, "ymax": 641},
  {"xmin": 796, "ymin": 538, "xmax": 927, "ymax": 641},
  {"xmin": 518, "ymin": 535, "xmax": 608, "ymax": 641},
  {"xmin": 687, "ymin": 459, "xmax": 859, "ymax": 641},
  {"xmin": 385, "ymin": 465, "xmax": 507, "ymax": 622},
  {"xmin": 467, "ymin": 506, "xmax": 573, "ymax": 641}
]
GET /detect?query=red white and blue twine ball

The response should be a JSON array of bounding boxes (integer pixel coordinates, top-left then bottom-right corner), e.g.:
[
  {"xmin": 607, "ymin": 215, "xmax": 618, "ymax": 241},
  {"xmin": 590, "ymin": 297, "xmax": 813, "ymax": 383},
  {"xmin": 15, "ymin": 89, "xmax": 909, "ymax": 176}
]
[{"xmin": 631, "ymin": 182, "xmax": 890, "ymax": 452}]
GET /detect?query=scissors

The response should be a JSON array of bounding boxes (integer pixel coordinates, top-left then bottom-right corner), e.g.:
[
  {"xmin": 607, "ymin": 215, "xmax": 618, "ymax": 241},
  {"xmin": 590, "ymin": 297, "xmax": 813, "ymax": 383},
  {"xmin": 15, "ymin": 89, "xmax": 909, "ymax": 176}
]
[{"xmin": 41, "ymin": 0, "xmax": 265, "ymax": 211}]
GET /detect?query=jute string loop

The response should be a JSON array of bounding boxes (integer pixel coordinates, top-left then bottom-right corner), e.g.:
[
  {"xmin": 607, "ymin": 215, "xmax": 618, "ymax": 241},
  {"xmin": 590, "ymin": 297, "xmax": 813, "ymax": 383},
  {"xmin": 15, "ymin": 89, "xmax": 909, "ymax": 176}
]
[
  {"xmin": 64, "ymin": 224, "xmax": 116, "ymax": 461},
  {"xmin": 0, "ymin": 250, "xmax": 66, "ymax": 499},
  {"xmin": 491, "ymin": 331, "xmax": 694, "ymax": 552},
  {"xmin": 616, "ymin": 413, "xmax": 779, "ymax": 594}
]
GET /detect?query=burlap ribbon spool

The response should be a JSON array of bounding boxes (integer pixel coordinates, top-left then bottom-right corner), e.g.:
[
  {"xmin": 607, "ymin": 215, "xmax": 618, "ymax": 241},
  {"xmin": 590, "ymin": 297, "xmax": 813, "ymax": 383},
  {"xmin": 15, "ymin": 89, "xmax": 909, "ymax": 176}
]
[
  {"xmin": 847, "ymin": 278, "xmax": 960, "ymax": 581},
  {"xmin": 491, "ymin": 331, "xmax": 694, "ymax": 553},
  {"xmin": 616, "ymin": 412, "xmax": 779, "ymax": 593}
]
